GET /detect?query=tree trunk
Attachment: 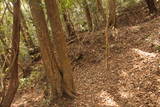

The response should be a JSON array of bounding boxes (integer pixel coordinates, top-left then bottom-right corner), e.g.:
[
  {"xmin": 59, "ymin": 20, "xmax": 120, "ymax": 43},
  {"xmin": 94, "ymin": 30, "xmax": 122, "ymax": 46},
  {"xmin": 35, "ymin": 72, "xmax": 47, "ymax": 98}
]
[
  {"xmin": 0, "ymin": 0, "xmax": 20, "ymax": 106},
  {"xmin": 29, "ymin": 0, "xmax": 63, "ymax": 98},
  {"xmin": 45, "ymin": 0, "xmax": 76, "ymax": 98},
  {"xmin": 20, "ymin": 10, "xmax": 41, "ymax": 56},
  {"xmin": 62, "ymin": 10, "xmax": 76, "ymax": 41},
  {"xmin": 83, "ymin": 0, "xmax": 93, "ymax": 31},
  {"xmin": 145, "ymin": 0, "xmax": 157, "ymax": 13},
  {"xmin": 108, "ymin": 0, "xmax": 116, "ymax": 28},
  {"xmin": 20, "ymin": 10, "xmax": 35, "ymax": 50},
  {"xmin": 96, "ymin": 0, "xmax": 106, "ymax": 24},
  {"xmin": 20, "ymin": 10, "xmax": 41, "ymax": 64}
]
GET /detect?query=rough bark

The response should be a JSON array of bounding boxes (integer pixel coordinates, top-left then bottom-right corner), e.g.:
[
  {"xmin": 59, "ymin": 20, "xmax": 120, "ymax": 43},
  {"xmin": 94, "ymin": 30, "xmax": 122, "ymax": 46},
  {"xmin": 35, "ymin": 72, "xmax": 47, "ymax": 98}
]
[
  {"xmin": 83, "ymin": 0, "xmax": 93, "ymax": 31},
  {"xmin": 145, "ymin": 0, "xmax": 157, "ymax": 13},
  {"xmin": 45, "ymin": 0, "xmax": 76, "ymax": 98},
  {"xmin": 0, "ymin": 0, "xmax": 20, "ymax": 106},
  {"xmin": 29, "ymin": 0, "xmax": 62, "ymax": 98}
]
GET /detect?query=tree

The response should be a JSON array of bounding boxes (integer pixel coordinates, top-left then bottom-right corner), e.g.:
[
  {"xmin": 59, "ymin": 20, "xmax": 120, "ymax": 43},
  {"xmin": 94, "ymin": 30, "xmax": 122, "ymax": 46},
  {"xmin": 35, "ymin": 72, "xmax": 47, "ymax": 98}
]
[
  {"xmin": 82, "ymin": 0, "xmax": 93, "ymax": 31},
  {"xmin": 145, "ymin": 0, "xmax": 157, "ymax": 13},
  {"xmin": 108, "ymin": 0, "xmax": 116, "ymax": 28},
  {"xmin": 45, "ymin": 0, "xmax": 76, "ymax": 98},
  {"xmin": 29, "ymin": 0, "xmax": 62, "ymax": 99},
  {"xmin": 62, "ymin": 10, "xmax": 76, "ymax": 40},
  {"xmin": 1, "ymin": 0, "xmax": 20, "ymax": 106},
  {"xmin": 29, "ymin": 0, "xmax": 76, "ymax": 99},
  {"xmin": 96, "ymin": 0, "xmax": 106, "ymax": 24},
  {"xmin": 60, "ymin": 0, "xmax": 76, "ymax": 40},
  {"xmin": 20, "ymin": 10, "xmax": 35, "ymax": 51}
]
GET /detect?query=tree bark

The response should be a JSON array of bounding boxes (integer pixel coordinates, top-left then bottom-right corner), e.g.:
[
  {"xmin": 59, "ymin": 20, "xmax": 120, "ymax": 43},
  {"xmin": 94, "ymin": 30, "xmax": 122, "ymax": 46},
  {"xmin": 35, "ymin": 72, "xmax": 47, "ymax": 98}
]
[
  {"xmin": 62, "ymin": 10, "xmax": 76, "ymax": 41},
  {"xmin": 145, "ymin": 0, "xmax": 157, "ymax": 13},
  {"xmin": 45, "ymin": 0, "xmax": 76, "ymax": 98},
  {"xmin": 29, "ymin": 0, "xmax": 62, "ymax": 98},
  {"xmin": 83, "ymin": 0, "xmax": 93, "ymax": 31},
  {"xmin": 0, "ymin": 0, "xmax": 20, "ymax": 106}
]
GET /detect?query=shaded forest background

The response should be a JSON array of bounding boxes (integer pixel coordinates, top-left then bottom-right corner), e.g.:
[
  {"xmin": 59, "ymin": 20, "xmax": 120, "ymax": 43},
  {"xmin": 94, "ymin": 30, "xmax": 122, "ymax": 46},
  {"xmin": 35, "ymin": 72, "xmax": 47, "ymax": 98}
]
[{"xmin": 0, "ymin": 0, "xmax": 160, "ymax": 107}]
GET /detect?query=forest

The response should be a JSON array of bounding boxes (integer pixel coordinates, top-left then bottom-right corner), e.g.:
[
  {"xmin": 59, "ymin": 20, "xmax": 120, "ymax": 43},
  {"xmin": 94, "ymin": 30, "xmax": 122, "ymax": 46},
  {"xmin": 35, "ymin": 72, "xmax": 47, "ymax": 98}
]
[{"xmin": 0, "ymin": 0, "xmax": 160, "ymax": 107}]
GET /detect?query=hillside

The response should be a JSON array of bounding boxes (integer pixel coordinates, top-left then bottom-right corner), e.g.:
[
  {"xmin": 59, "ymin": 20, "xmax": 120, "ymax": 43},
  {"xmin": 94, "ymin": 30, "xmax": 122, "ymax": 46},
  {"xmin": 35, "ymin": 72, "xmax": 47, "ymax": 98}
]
[{"xmin": 12, "ymin": 2, "xmax": 160, "ymax": 107}]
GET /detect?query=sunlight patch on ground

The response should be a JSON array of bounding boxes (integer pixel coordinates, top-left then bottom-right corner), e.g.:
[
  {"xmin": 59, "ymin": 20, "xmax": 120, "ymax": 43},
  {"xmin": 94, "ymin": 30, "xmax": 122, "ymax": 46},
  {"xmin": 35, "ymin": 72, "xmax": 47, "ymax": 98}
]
[
  {"xmin": 132, "ymin": 48, "xmax": 157, "ymax": 58},
  {"xmin": 120, "ymin": 91, "xmax": 133, "ymax": 98},
  {"xmin": 119, "ymin": 87, "xmax": 133, "ymax": 99},
  {"xmin": 97, "ymin": 90, "xmax": 119, "ymax": 107},
  {"xmin": 130, "ymin": 25, "xmax": 141, "ymax": 31}
]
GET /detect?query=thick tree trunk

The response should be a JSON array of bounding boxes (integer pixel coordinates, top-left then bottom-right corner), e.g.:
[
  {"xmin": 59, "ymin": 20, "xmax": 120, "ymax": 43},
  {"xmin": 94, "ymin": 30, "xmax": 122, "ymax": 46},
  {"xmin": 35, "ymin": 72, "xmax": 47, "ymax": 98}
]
[
  {"xmin": 29, "ymin": 0, "xmax": 62, "ymax": 98},
  {"xmin": 0, "ymin": 0, "xmax": 20, "ymax": 106},
  {"xmin": 145, "ymin": 0, "xmax": 157, "ymax": 13},
  {"xmin": 45, "ymin": 0, "xmax": 76, "ymax": 98},
  {"xmin": 83, "ymin": 0, "xmax": 93, "ymax": 31}
]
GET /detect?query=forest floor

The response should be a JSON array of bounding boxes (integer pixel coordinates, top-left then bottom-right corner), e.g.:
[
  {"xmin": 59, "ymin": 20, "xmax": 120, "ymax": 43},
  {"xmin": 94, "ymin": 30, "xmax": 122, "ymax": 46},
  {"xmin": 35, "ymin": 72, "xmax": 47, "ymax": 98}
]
[{"xmin": 13, "ymin": 3, "xmax": 160, "ymax": 107}]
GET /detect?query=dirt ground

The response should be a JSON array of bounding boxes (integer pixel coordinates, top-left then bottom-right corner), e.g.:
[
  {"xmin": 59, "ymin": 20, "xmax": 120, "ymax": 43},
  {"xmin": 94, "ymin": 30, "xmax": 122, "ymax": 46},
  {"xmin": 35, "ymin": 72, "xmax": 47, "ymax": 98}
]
[{"xmin": 13, "ymin": 3, "xmax": 160, "ymax": 107}]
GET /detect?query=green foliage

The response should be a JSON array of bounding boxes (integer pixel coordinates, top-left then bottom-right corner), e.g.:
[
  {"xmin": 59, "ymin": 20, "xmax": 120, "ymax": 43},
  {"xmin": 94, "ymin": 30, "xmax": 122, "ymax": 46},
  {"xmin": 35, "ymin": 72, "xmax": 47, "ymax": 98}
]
[
  {"xmin": 61, "ymin": 0, "xmax": 74, "ymax": 10},
  {"xmin": 155, "ymin": 46, "xmax": 160, "ymax": 52}
]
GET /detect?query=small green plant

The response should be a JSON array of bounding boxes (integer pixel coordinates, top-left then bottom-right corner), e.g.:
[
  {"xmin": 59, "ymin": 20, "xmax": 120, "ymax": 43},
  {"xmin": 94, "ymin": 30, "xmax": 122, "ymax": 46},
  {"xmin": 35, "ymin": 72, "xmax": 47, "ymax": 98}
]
[{"xmin": 155, "ymin": 45, "xmax": 160, "ymax": 52}]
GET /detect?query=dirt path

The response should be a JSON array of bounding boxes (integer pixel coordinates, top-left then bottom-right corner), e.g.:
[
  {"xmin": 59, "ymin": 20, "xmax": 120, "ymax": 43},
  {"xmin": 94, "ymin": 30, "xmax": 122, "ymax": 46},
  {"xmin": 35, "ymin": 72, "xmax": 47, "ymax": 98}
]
[{"xmin": 62, "ymin": 16, "xmax": 160, "ymax": 107}]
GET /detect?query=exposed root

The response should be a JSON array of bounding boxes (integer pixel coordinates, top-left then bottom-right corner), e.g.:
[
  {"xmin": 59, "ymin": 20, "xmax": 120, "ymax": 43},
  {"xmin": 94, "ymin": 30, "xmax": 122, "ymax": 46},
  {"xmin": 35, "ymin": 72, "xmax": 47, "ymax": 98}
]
[{"xmin": 63, "ymin": 88, "xmax": 77, "ymax": 99}]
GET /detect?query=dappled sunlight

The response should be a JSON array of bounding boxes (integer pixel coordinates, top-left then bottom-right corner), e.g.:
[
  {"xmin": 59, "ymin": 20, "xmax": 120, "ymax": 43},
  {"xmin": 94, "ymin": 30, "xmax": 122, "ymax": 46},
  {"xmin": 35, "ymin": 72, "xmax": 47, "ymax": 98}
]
[
  {"xmin": 132, "ymin": 48, "xmax": 157, "ymax": 58},
  {"xmin": 97, "ymin": 90, "xmax": 119, "ymax": 107},
  {"xmin": 119, "ymin": 91, "xmax": 133, "ymax": 99},
  {"xmin": 119, "ymin": 87, "xmax": 133, "ymax": 99},
  {"xmin": 130, "ymin": 25, "xmax": 141, "ymax": 31}
]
